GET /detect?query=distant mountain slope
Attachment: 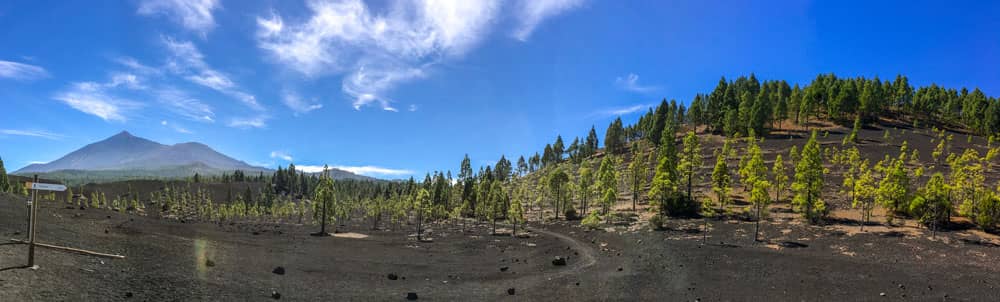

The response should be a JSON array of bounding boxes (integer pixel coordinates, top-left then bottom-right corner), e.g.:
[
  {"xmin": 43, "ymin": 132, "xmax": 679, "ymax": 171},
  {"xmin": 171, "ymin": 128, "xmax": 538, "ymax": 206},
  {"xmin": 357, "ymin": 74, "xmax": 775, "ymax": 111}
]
[
  {"xmin": 12, "ymin": 131, "xmax": 377, "ymax": 184},
  {"xmin": 15, "ymin": 131, "xmax": 263, "ymax": 173}
]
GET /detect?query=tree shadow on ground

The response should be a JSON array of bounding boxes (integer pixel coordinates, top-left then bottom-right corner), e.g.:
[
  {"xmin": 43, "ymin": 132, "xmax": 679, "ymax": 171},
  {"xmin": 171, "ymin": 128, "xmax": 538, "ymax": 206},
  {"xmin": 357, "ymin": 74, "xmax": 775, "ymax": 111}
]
[{"xmin": 0, "ymin": 265, "xmax": 31, "ymax": 272}]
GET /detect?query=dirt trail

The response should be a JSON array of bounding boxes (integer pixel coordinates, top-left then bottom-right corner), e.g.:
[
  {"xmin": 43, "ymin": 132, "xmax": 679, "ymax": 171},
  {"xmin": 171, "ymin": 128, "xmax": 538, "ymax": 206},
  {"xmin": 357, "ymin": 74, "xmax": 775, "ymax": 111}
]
[{"xmin": 527, "ymin": 225, "xmax": 598, "ymax": 278}]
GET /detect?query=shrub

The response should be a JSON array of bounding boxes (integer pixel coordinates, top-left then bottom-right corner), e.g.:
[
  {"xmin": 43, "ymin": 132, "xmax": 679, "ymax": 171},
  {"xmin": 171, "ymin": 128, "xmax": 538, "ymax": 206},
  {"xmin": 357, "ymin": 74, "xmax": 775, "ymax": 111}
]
[
  {"xmin": 660, "ymin": 192, "xmax": 700, "ymax": 218},
  {"xmin": 564, "ymin": 208, "xmax": 580, "ymax": 220},
  {"xmin": 581, "ymin": 211, "xmax": 602, "ymax": 229},
  {"xmin": 648, "ymin": 214, "xmax": 665, "ymax": 231}
]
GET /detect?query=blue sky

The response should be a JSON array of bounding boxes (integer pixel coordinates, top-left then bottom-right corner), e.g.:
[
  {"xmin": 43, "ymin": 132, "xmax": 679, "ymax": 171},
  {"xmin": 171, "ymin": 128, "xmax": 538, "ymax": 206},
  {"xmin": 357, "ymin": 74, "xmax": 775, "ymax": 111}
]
[{"xmin": 1, "ymin": 0, "xmax": 998, "ymax": 178}]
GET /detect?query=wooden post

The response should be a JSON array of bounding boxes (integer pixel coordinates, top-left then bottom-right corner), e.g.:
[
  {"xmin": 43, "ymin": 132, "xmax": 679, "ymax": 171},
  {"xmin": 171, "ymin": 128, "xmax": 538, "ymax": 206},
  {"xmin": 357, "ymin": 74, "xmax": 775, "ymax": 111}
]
[{"xmin": 28, "ymin": 174, "xmax": 38, "ymax": 267}]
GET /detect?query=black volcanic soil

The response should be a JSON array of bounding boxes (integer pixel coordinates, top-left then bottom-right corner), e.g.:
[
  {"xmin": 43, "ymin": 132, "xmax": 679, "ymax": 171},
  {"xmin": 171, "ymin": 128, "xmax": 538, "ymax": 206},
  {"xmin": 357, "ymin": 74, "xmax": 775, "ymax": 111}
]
[
  {"xmin": 3, "ymin": 119, "xmax": 1000, "ymax": 301},
  {"xmin": 2, "ymin": 192, "xmax": 999, "ymax": 301}
]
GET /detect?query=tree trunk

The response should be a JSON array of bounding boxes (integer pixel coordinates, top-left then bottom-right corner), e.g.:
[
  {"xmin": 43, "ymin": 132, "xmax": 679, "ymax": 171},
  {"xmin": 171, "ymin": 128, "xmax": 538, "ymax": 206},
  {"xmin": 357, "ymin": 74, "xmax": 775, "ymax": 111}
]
[
  {"xmin": 320, "ymin": 200, "xmax": 328, "ymax": 234},
  {"xmin": 687, "ymin": 174, "xmax": 693, "ymax": 202},
  {"xmin": 417, "ymin": 211, "xmax": 423, "ymax": 241},
  {"xmin": 702, "ymin": 216, "xmax": 709, "ymax": 243},
  {"xmin": 754, "ymin": 204, "xmax": 761, "ymax": 242}
]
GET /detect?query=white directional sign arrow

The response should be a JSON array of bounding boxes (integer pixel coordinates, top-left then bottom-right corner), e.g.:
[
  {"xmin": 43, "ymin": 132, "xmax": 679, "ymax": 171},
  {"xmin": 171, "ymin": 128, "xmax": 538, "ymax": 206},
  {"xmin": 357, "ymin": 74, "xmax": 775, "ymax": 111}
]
[{"xmin": 26, "ymin": 182, "xmax": 67, "ymax": 192}]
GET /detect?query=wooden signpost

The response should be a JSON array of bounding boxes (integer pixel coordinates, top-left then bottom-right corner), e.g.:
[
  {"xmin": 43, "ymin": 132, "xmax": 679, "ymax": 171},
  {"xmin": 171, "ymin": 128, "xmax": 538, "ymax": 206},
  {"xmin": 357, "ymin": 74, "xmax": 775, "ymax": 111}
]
[{"xmin": 13, "ymin": 175, "xmax": 124, "ymax": 270}]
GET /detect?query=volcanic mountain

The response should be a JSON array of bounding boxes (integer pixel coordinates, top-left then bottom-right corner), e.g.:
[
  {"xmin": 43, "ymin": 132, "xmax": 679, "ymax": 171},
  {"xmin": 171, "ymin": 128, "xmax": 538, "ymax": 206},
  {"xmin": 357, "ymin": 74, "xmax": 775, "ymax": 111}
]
[{"xmin": 15, "ymin": 131, "xmax": 265, "ymax": 174}]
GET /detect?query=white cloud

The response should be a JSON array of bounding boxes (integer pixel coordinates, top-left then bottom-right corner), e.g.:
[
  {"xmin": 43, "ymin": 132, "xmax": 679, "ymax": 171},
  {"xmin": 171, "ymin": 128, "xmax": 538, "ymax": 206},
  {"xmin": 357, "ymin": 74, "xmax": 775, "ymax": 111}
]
[
  {"xmin": 162, "ymin": 36, "xmax": 264, "ymax": 111},
  {"xmin": 0, "ymin": 129, "xmax": 63, "ymax": 140},
  {"xmin": 160, "ymin": 120, "xmax": 193, "ymax": 134},
  {"xmin": 115, "ymin": 56, "xmax": 161, "ymax": 75},
  {"xmin": 292, "ymin": 164, "xmax": 413, "ymax": 176},
  {"xmin": 294, "ymin": 165, "xmax": 329, "ymax": 173},
  {"xmin": 153, "ymin": 87, "xmax": 215, "ymax": 123},
  {"xmin": 109, "ymin": 72, "xmax": 146, "ymax": 89},
  {"xmin": 137, "ymin": 0, "xmax": 221, "ymax": 35},
  {"xmin": 270, "ymin": 151, "xmax": 293, "ymax": 161},
  {"xmin": 228, "ymin": 116, "xmax": 268, "ymax": 129},
  {"xmin": 604, "ymin": 104, "xmax": 649, "ymax": 116},
  {"xmin": 53, "ymin": 82, "xmax": 138, "ymax": 122},
  {"xmin": 0, "ymin": 60, "xmax": 49, "ymax": 80},
  {"xmin": 615, "ymin": 73, "xmax": 659, "ymax": 93},
  {"xmin": 511, "ymin": 0, "xmax": 585, "ymax": 41},
  {"xmin": 408, "ymin": 104, "xmax": 418, "ymax": 112},
  {"xmin": 332, "ymin": 165, "xmax": 413, "ymax": 176},
  {"xmin": 257, "ymin": 0, "xmax": 521, "ymax": 111},
  {"xmin": 281, "ymin": 90, "xmax": 323, "ymax": 114}
]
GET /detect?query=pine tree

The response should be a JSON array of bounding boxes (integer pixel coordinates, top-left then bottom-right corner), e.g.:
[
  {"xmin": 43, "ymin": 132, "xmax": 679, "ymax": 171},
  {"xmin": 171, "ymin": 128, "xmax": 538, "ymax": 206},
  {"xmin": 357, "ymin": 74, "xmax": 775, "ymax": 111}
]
[
  {"xmin": 677, "ymin": 131, "xmax": 702, "ymax": 202},
  {"xmin": 489, "ymin": 181, "xmax": 507, "ymax": 235},
  {"xmin": 792, "ymin": 131, "xmax": 825, "ymax": 223},
  {"xmin": 852, "ymin": 159, "xmax": 877, "ymax": 231},
  {"xmin": 0, "ymin": 156, "xmax": 9, "ymax": 193},
  {"xmin": 553, "ymin": 136, "xmax": 565, "ymax": 162},
  {"xmin": 597, "ymin": 156, "xmax": 619, "ymax": 216},
  {"xmin": 605, "ymin": 117, "xmax": 626, "ymax": 154},
  {"xmin": 909, "ymin": 172, "xmax": 951, "ymax": 235},
  {"xmin": 876, "ymin": 153, "xmax": 910, "ymax": 225},
  {"xmin": 750, "ymin": 172, "xmax": 772, "ymax": 242},
  {"xmin": 772, "ymin": 154, "xmax": 788, "ymax": 203},
  {"xmin": 313, "ymin": 166, "xmax": 337, "ymax": 236},
  {"xmin": 953, "ymin": 149, "xmax": 986, "ymax": 225},
  {"xmin": 739, "ymin": 134, "xmax": 768, "ymax": 194},
  {"xmin": 628, "ymin": 141, "xmax": 649, "ymax": 211},
  {"xmin": 414, "ymin": 188, "xmax": 431, "ymax": 240},
  {"xmin": 547, "ymin": 167, "xmax": 569, "ymax": 220},
  {"xmin": 508, "ymin": 187, "xmax": 525, "ymax": 237},
  {"xmin": 577, "ymin": 166, "xmax": 594, "ymax": 215},
  {"xmin": 711, "ymin": 151, "xmax": 731, "ymax": 216}
]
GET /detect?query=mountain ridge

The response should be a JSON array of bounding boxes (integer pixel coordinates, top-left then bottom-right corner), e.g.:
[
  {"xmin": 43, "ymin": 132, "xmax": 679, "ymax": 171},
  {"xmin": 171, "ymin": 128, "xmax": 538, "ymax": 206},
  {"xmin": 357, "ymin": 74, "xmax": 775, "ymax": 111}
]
[
  {"xmin": 12, "ymin": 131, "xmax": 374, "ymax": 182},
  {"xmin": 15, "ymin": 131, "xmax": 263, "ymax": 173}
]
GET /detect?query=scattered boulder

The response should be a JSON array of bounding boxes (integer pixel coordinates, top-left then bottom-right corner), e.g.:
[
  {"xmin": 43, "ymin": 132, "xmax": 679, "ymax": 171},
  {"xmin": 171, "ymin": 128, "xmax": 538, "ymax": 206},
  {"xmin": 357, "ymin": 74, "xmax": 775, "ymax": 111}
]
[
  {"xmin": 387, "ymin": 273, "xmax": 399, "ymax": 280},
  {"xmin": 507, "ymin": 288, "xmax": 516, "ymax": 295},
  {"xmin": 406, "ymin": 292, "xmax": 419, "ymax": 300},
  {"xmin": 272, "ymin": 266, "xmax": 285, "ymax": 275},
  {"xmin": 124, "ymin": 292, "xmax": 133, "ymax": 298},
  {"xmin": 205, "ymin": 259, "xmax": 215, "ymax": 267},
  {"xmin": 500, "ymin": 266, "xmax": 509, "ymax": 272},
  {"xmin": 617, "ymin": 267, "xmax": 623, "ymax": 272},
  {"xmin": 271, "ymin": 291, "xmax": 281, "ymax": 299},
  {"xmin": 552, "ymin": 256, "xmax": 567, "ymax": 266}
]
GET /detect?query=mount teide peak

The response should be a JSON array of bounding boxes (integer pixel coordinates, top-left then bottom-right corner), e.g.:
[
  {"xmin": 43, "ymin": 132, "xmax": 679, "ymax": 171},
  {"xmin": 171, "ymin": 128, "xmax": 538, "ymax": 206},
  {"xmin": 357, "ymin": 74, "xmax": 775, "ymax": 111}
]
[{"xmin": 15, "ymin": 131, "xmax": 265, "ymax": 174}]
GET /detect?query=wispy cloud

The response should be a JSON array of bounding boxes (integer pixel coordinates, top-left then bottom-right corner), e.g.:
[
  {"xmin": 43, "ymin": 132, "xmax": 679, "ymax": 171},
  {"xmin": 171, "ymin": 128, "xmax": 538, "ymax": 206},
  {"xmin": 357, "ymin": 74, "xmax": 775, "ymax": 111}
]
[
  {"xmin": 153, "ymin": 87, "xmax": 215, "ymax": 123},
  {"xmin": 603, "ymin": 104, "xmax": 650, "ymax": 116},
  {"xmin": 0, "ymin": 60, "xmax": 49, "ymax": 80},
  {"xmin": 53, "ymin": 81, "xmax": 140, "ymax": 122},
  {"xmin": 332, "ymin": 165, "xmax": 414, "ymax": 177},
  {"xmin": 137, "ymin": 0, "xmax": 221, "ymax": 35},
  {"xmin": 256, "ymin": 0, "xmax": 584, "ymax": 112},
  {"xmin": 160, "ymin": 120, "xmax": 192, "ymax": 134},
  {"xmin": 162, "ymin": 36, "xmax": 264, "ymax": 111},
  {"xmin": 115, "ymin": 56, "xmax": 161, "ymax": 75},
  {"xmin": 270, "ymin": 151, "xmax": 293, "ymax": 161},
  {"xmin": 614, "ymin": 73, "xmax": 659, "ymax": 93},
  {"xmin": 0, "ymin": 129, "xmax": 63, "ymax": 140},
  {"xmin": 511, "ymin": 0, "xmax": 585, "ymax": 41},
  {"xmin": 228, "ymin": 116, "xmax": 268, "ymax": 129},
  {"xmin": 281, "ymin": 90, "xmax": 323, "ymax": 114}
]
